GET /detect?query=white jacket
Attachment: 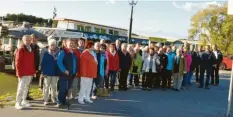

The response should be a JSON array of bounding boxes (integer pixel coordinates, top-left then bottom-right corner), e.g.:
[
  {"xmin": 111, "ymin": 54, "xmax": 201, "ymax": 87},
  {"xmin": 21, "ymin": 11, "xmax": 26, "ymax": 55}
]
[
  {"xmin": 142, "ymin": 51, "xmax": 149, "ymax": 61},
  {"xmin": 142, "ymin": 54, "xmax": 160, "ymax": 73}
]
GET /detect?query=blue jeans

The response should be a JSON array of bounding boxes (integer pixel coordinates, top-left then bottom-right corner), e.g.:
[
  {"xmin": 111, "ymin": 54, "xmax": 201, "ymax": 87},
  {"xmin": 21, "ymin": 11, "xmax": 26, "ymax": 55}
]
[
  {"xmin": 57, "ymin": 78, "xmax": 73, "ymax": 104},
  {"xmin": 182, "ymin": 72, "xmax": 190, "ymax": 87},
  {"xmin": 105, "ymin": 70, "xmax": 117, "ymax": 90},
  {"xmin": 189, "ymin": 72, "xmax": 193, "ymax": 85}
]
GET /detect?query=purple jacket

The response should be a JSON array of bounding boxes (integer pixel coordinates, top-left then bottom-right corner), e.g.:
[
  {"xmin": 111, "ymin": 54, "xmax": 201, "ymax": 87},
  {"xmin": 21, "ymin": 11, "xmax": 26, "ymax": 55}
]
[{"xmin": 183, "ymin": 53, "xmax": 192, "ymax": 72}]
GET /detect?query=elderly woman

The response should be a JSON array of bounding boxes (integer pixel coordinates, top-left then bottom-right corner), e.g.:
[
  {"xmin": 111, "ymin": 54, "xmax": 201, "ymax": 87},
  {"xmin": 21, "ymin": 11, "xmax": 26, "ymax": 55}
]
[
  {"xmin": 78, "ymin": 41, "xmax": 97, "ymax": 104},
  {"xmin": 142, "ymin": 47, "xmax": 160, "ymax": 91},
  {"xmin": 129, "ymin": 47, "xmax": 142, "ymax": 87},
  {"xmin": 41, "ymin": 39, "xmax": 60, "ymax": 105}
]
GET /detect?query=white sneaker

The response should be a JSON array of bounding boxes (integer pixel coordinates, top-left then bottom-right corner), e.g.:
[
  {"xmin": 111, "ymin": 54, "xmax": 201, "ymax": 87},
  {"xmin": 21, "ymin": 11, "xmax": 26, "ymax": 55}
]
[
  {"xmin": 22, "ymin": 101, "xmax": 31, "ymax": 107},
  {"xmin": 15, "ymin": 102, "xmax": 24, "ymax": 110},
  {"xmin": 78, "ymin": 99, "xmax": 85, "ymax": 104},
  {"xmin": 91, "ymin": 96, "xmax": 97, "ymax": 100},
  {"xmin": 44, "ymin": 102, "xmax": 49, "ymax": 106},
  {"xmin": 85, "ymin": 99, "xmax": 93, "ymax": 104},
  {"xmin": 74, "ymin": 96, "xmax": 79, "ymax": 100}
]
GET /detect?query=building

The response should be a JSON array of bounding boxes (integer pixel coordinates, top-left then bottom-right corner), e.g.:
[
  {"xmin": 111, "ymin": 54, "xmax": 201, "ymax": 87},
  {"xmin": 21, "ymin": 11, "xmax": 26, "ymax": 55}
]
[{"xmin": 54, "ymin": 18, "xmax": 128, "ymax": 37}]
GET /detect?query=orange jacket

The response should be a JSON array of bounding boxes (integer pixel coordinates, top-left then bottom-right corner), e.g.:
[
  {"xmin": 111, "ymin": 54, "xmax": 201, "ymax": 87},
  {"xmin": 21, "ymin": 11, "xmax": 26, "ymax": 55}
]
[{"xmin": 80, "ymin": 49, "xmax": 97, "ymax": 78}]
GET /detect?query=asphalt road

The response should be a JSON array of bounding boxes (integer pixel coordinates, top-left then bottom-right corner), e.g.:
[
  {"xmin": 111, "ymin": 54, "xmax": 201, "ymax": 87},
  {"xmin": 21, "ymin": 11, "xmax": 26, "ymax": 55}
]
[{"xmin": 0, "ymin": 70, "xmax": 232, "ymax": 117}]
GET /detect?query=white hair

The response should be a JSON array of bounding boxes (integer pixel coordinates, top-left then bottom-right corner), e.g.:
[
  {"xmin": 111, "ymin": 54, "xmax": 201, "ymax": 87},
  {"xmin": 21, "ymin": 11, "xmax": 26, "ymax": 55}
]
[
  {"xmin": 121, "ymin": 43, "xmax": 127, "ymax": 49},
  {"xmin": 47, "ymin": 35, "xmax": 55, "ymax": 42},
  {"xmin": 94, "ymin": 42, "xmax": 100, "ymax": 49},
  {"xmin": 48, "ymin": 39, "xmax": 56, "ymax": 46}
]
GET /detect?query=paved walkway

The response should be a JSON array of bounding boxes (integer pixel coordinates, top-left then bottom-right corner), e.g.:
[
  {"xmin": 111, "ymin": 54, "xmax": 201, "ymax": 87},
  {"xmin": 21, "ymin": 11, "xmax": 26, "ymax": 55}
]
[{"xmin": 0, "ymin": 71, "xmax": 232, "ymax": 117}]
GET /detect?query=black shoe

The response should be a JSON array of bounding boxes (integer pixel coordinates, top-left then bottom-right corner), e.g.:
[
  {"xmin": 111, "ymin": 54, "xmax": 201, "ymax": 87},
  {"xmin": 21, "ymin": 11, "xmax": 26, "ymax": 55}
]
[
  {"xmin": 124, "ymin": 87, "xmax": 128, "ymax": 91},
  {"xmin": 147, "ymin": 88, "xmax": 152, "ymax": 91},
  {"xmin": 205, "ymin": 86, "xmax": 210, "ymax": 90},
  {"xmin": 198, "ymin": 86, "xmax": 203, "ymax": 88},
  {"xmin": 162, "ymin": 88, "xmax": 167, "ymax": 91},
  {"xmin": 26, "ymin": 96, "xmax": 34, "ymax": 100},
  {"xmin": 142, "ymin": 87, "xmax": 146, "ymax": 90},
  {"xmin": 176, "ymin": 89, "xmax": 180, "ymax": 91},
  {"xmin": 215, "ymin": 84, "xmax": 219, "ymax": 86}
]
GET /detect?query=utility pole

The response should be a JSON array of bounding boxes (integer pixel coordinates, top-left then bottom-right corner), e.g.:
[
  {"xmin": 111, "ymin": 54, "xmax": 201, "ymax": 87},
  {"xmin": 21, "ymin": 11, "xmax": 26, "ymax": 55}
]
[{"xmin": 128, "ymin": 0, "xmax": 138, "ymax": 44}]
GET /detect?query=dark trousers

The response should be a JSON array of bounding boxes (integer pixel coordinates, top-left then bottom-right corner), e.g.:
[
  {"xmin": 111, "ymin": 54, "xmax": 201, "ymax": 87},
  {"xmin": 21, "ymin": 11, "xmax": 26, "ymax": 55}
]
[
  {"xmin": 142, "ymin": 73, "xmax": 146, "ymax": 87},
  {"xmin": 200, "ymin": 67, "xmax": 212, "ymax": 87},
  {"xmin": 196, "ymin": 65, "xmax": 200, "ymax": 82},
  {"xmin": 57, "ymin": 78, "xmax": 73, "ymax": 104},
  {"xmin": 162, "ymin": 70, "xmax": 172, "ymax": 88},
  {"xmin": 145, "ymin": 70, "xmax": 155, "ymax": 88},
  {"xmin": 153, "ymin": 73, "xmax": 160, "ymax": 88},
  {"xmin": 211, "ymin": 66, "xmax": 220, "ymax": 85},
  {"xmin": 119, "ymin": 69, "xmax": 129, "ymax": 89},
  {"xmin": 105, "ymin": 70, "xmax": 117, "ymax": 90},
  {"xmin": 129, "ymin": 74, "xmax": 139, "ymax": 86}
]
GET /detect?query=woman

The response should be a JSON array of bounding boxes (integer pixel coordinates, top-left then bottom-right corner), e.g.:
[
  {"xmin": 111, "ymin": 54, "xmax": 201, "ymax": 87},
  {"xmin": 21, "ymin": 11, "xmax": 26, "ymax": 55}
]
[
  {"xmin": 71, "ymin": 40, "xmax": 81, "ymax": 99},
  {"xmin": 78, "ymin": 41, "xmax": 97, "ymax": 104},
  {"xmin": 182, "ymin": 47, "xmax": 192, "ymax": 88},
  {"xmin": 172, "ymin": 49, "xmax": 186, "ymax": 91},
  {"xmin": 41, "ymin": 39, "xmax": 59, "ymax": 105},
  {"xmin": 142, "ymin": 47, "xmax": 160, "ymax": 91},
  {"xmin": 141, "ymin": 46, "xmax": 149, "ymax": 88},
  {"xmin": 129, "ymin": 48, "xmax": 142, "ymax": 87},
  {"xmin": 105, "ymin": 43, "xmax": 119, "ymax": 92}
]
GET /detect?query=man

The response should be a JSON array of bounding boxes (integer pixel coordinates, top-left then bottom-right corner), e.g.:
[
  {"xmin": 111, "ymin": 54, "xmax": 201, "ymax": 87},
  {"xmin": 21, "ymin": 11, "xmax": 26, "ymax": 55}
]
[
  {"xmin": 165, "ymin": 46, "xmax": 176, "ymax": 89},
  {"xmin": 158, "ymin": 48, "xmax": 168, "ymax": 90},
  {"xmin": 26, "ymin": 34, "xmax": 40, "ymax": 100},
  {"xmin": 78, "ymin": 38, "xmax": 85, "ymax": 52},
  {"xmin": 211, "ymin": 45, "xmax": 223, "ymax": 86},
  {"xmin": 15, "ymin": 35, "xmax": 36, "ymax": 110},
  {"xmin": 196, "ymin": 45, "xmax": 204, "ymax": 83},
  {"xmin": 199, "ymin": 45, "xmax": 215, "ymax": 89},
  {"xmin": 135, "ymin": 43, "xmax": 142, "ymax": 56},
  {"xmin": 118, "ymin": 43, "xmax": 132, "ymax": 91},
  {"xmin": 190, "ymin": 45, "xmax": 198, "ymax": 84},
  {"xmin": 115, "ymin": 39, "xmax": 121, "ymax": 52},
  {"xmin": 57, "ymin": 39, "xmax": 77, "ymax": 107}
]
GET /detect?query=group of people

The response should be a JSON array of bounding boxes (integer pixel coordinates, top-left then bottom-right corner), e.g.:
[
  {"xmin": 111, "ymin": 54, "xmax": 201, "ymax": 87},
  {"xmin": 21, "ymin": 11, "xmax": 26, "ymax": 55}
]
[{"xmin": 14, "ymin": 34, "xmax": 223, "ymax": 110}]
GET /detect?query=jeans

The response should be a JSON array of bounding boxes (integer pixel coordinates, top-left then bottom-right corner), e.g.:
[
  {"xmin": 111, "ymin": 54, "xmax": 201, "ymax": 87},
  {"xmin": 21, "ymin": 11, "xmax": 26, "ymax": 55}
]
[
  {"xmin": 129, "ymin": 74, "xmax": 140, "ymax": 86},
  {"xmin": 105, "ymin": 70, "xmax": 117, "ymax": 90},
  {"xmin": 182, "ymin": 72, "xmax": 190, "ymax": 87},
  {"xmin": 57, "ymin": 78, "xmax": 73, "ymax": 104}
]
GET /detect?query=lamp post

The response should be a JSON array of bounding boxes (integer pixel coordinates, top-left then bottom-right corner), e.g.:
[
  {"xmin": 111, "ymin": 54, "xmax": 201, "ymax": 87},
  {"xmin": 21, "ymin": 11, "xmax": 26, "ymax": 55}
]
[{"xmin": 128, "ymin": 0, "xmax": 138, "ymax": 44}]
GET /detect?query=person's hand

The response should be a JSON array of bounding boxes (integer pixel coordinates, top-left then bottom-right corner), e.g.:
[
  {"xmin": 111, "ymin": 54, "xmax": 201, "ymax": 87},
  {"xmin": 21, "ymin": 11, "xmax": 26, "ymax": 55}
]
[
  {"xmin": 76, "ymin": 73, "xmax": 78, "ymax": 76},
  {"xmin": 65, "ymin": 70, "xmax": 69, "ymax": 75},
  {"xmin": 118, "ymin": 69, "xmax": 121, "ymax": 72},
  {"xmin": 160, "ymin": 66, "xmax": 164, "ymax": 69}
]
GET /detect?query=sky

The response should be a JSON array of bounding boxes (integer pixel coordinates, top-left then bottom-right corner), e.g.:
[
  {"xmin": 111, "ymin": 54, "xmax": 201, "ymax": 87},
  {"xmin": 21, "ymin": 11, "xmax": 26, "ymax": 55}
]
[{"xmin": 0, "ymin": 0, "xmax": 227, "ymax": 39}]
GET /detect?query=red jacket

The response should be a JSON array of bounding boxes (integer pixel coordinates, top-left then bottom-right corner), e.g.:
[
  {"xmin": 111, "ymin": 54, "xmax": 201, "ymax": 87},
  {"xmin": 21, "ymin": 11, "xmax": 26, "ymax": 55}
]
[
  {"xmin": 80, "ymin": 49, "xmax": 97, "ymax": 78},
  {"xmin": 73, "ymin": 49, "xmax": 81, "ymax": 78},
  {"xmin": 16, "ymin": 46, "xmax": 36, "ymax": 78},
  {"xmin": 106, "ymin": 51, "xmax": 119, "ymax": 71}
]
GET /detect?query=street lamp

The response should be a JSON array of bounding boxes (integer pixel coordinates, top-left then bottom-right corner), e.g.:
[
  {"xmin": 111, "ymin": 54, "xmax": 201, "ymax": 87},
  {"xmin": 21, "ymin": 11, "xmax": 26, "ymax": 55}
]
[{"xmin": 128, "ymin": 0, "xmax": 138, "ymax": 44}]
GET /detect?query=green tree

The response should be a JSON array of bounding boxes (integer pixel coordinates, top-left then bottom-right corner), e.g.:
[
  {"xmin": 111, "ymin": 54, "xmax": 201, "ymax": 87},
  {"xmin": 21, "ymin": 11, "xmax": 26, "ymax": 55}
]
[{"xmin": 189, "ymin": 4, "xmax": 233, "ymax": 55}]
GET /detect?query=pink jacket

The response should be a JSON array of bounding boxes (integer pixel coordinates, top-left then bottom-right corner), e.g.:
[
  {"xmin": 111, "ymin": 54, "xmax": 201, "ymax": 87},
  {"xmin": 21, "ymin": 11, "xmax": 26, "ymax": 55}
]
[{"xmin": 183, "ymin": 53, "xmax": 192, "ymax": 72}]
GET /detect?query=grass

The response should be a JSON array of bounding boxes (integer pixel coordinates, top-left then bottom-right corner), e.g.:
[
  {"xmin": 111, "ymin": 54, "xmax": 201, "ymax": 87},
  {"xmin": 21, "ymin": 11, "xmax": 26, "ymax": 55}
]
[{"xmin": 0, "ymin": 72, "xmax": 43, "ymax": 108}]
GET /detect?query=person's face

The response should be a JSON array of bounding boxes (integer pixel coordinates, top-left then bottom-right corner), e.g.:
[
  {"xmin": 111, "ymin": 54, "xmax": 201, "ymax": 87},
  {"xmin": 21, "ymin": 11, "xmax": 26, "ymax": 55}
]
[
  {"xmin": 198, "ymin": 46, "xmax": 203, "ymax": 51},
  {"xmin": 109, "ymin": 45, "xmax": 115, "ymax": 53},
  {"xmin": 89, "ymin": 45, "xmax": 94, "ymax": 51},
  {"xmin": 78, "ymin": 40, "xmax": 84, "ymax": 47},
  {"xmin": 122, "ymin": 45, "xmax": 127, "ymax": 51},
  {"xmin": 23, "ymin": 36, "xmax": 32, "ymax": 46},
  {"xmin": 205, "ymin": 46, "xmax": 210, "ymax": 52},
  {"xmin": 72, "ymin": 42, "xmax": 78, "ymax": 49},
  {"xmin": 136, "ymin": 44, "xmax": 140, "ymax": 49},
  {"xmin": 62, "ymin": 40, "xmax": 66, "ymax": 47},
  {"xmin": 100, "ymin": 46, "xmax": 106, "ymax": 52},
  {"xmin": 172, "ymin": 46, "xmax": 176, "ymax": 51},
  {"xmin": 66, "ymin": 40, "xmax": 75, "ymax": 49},
  {"xmin": 176, "ymin": 50, "xmax": 181, "ymax": 55},
  {"xmin": 154, "ymin": 47, "xmax": 159, "ymax": 53},
  {"xmin": 49, "ymin": 44, "xmax": 56, "ymax": 51},
  {"xmin": 158, "ymin": 48, "xmax": 163, "ymax": 54},
  {"xmin": 166, "ymin": 48, "xmax": 171, "ymax": 53},
  {"xmin": 31, "ymin": 37, "xmax": 37, "ymax": 45},
  {"xmin": 183, "ymin": 48, "xmax": 188, "ymax": 53},
  {"xmin": 116, "ymin": 40, "xmax": 120, "ymax": 47},
  {"xmin": 149, "ymin": 49, "xmax": 154, "ymax": 55},
  {"xmin": 95, "ymin": 43, "xmax": 100, "ymax": 51},
  {"xmin": 212, "ymin": 45, "xmax": 217, "ymax": 51}
]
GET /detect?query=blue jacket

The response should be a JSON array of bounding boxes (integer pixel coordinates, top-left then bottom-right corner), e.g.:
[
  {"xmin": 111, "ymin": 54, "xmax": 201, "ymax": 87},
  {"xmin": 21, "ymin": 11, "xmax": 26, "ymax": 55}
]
[
  {"xmin": 41, "ymin": 49, "xmax": 59, "ymax": 76},
  {"xmin": 57, "ymin": 49, "xmax": 77, "ymax": 78},
  {"xmin": 95, "ymin": 51, "xmax": 106, "ymax": 77},
  {"xmin": 166, "ymin": 52, "xmax": 176, "ymax": 70}
]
